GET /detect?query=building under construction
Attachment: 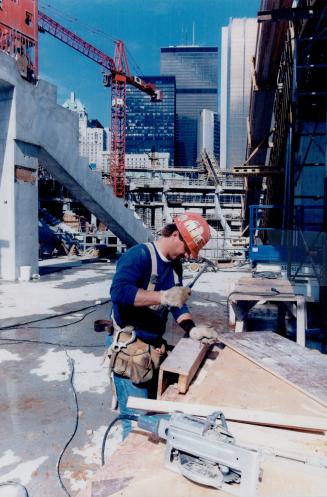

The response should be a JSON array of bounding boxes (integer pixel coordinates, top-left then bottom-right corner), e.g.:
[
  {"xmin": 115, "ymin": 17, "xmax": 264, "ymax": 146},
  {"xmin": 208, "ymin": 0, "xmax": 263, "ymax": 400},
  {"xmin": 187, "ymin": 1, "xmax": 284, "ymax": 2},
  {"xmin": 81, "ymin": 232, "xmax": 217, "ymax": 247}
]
[{"xmin": 0, "ymin": 2, "xmax": 327, "ymax": 495}]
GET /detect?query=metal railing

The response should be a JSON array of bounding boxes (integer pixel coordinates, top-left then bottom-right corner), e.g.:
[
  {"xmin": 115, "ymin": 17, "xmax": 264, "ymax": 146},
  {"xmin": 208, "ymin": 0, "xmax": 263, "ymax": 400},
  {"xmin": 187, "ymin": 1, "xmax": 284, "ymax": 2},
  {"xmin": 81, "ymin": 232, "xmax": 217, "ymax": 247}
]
[{"xmin": 127, "ymin": 177, "xmax": 216, "ymax": 188}]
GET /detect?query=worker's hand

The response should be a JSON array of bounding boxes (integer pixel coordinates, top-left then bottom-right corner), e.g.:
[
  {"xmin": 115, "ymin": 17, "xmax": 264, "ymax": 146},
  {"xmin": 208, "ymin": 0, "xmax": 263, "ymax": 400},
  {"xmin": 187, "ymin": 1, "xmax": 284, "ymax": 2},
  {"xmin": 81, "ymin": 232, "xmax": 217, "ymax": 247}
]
[
  {"xmin": 189, "ymin": 326, "xmax": 219, "ymax": 344},
  {"xmin": 160, "ymin": 286, "xmax": 191, "ymax": 307}
]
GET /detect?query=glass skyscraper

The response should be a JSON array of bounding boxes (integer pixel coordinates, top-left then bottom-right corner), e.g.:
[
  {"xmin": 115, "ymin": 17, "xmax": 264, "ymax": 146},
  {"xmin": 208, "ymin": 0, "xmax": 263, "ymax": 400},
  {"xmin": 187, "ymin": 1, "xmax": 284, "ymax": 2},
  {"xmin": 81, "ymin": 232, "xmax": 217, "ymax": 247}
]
[
  {"xmin": 220, "ymin": 18, "xmax": 257, "ymax": 170},
  {"xmin": 125, "ymin": 76, "xmax": 175, "ymax": 166},
  {"xmin": 160, "ymin": 46, "xmax": 218, "ymax": 168}
]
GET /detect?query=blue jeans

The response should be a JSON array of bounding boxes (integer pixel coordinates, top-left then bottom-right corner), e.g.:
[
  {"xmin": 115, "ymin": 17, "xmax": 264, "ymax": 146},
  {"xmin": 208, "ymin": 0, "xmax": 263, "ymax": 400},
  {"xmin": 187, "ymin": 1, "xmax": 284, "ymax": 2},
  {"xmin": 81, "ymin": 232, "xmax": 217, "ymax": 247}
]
[{"xmin": 105, "ymin": 333, "xmax": 149, "ymax": 439}]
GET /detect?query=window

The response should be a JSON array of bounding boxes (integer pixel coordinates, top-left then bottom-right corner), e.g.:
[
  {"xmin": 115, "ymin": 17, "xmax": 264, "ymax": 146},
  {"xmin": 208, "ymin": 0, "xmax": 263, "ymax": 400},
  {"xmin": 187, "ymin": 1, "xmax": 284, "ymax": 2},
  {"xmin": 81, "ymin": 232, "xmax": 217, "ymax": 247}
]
[{"xmin": 25, "ymin": 11, "xmax": 33, "ymax": 26}]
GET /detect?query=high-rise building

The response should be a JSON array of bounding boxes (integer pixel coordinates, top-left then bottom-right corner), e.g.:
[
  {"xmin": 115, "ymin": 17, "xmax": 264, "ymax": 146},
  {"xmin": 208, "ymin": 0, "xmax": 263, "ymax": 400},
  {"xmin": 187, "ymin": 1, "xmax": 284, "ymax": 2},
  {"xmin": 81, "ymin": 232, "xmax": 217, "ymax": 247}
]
[
  {"xmin": 160, "ymin": 46, "xmax": 218, "ymax": 168},
  {"xmin": 125, "ymin": 76, "xmax": 175, "ymax": 166},
  {"xmin": 197, "ymin": 109, "xmax": 220, "ymax": 162},
  {"xmin": 220, "ymin": 18, "xmax": 257, "ymax": 170},
  {"xmin": 63, "ymin": 92, "xmax": 110, "ymax": 172}
]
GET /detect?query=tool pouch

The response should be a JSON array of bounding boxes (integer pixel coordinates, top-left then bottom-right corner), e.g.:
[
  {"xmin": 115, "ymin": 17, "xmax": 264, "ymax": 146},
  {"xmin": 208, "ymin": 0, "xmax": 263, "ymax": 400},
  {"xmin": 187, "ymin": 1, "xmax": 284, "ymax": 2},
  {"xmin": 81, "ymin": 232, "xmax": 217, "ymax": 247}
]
[{"xmin": 108, "ymin": 332, "xmax": 166, "ymax": 384}]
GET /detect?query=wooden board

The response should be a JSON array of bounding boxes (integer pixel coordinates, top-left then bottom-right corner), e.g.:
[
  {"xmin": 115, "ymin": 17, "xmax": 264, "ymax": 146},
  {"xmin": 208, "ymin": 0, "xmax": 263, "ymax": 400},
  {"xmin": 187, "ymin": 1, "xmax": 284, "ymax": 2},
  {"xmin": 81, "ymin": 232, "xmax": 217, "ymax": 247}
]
[
  {"xmin": 127, "ymin": 396, "xmax": 327, "ymax": 433},
  {"xmin": 234, "ymin": 277, "xmax": 295, "ymax": 289},
  {"xmin": 157, "ymin": 338, "xmax": 209, "ymax": 397},
  {"xmin": 218, "ymin": 332, "xmax": 327, "ymax": 408}
]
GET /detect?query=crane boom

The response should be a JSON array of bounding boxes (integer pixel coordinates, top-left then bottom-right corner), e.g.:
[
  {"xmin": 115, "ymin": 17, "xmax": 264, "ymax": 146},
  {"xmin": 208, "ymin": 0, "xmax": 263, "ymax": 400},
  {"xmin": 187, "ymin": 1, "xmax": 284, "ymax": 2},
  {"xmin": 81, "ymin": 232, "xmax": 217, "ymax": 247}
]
[
  {"xmin": 38, "ymin": 11, "xmax": 116, "ymax": 73},
  {"xmin": 38, "ymin": 10, "xmax": 161, "ymax": 197}
]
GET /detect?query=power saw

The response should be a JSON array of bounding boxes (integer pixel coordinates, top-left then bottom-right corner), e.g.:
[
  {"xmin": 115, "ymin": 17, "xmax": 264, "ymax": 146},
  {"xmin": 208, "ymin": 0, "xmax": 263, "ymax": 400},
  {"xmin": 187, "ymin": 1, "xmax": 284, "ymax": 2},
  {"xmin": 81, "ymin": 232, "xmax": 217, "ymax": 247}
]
[{"xmin": 137, "ymin": 410, "xmax": 262, "ymax": 497}]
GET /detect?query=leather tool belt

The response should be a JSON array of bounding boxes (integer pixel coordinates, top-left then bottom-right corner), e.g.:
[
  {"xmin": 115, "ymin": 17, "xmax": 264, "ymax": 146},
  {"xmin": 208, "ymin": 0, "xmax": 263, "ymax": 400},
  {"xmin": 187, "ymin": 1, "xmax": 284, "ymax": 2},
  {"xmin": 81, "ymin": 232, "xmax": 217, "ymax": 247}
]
[{"xmin": 108, "ymin": 328, "xmax": 166, "ymax": 384}]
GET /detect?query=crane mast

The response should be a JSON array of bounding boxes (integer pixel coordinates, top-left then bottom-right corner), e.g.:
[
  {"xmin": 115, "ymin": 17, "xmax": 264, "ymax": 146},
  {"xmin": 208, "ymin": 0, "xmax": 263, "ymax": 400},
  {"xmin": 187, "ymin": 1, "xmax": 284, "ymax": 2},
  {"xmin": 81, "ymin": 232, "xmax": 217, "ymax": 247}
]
[{"xmin": 37, "ymin": 10, "xmax": 161, "ymax": 198}]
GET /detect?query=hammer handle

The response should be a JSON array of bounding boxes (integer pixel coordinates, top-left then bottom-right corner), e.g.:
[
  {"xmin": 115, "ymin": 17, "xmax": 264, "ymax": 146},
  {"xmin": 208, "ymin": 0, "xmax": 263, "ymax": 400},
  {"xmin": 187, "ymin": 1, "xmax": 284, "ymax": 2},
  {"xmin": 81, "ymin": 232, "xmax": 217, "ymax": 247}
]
[{"xmin": 187, "ymin": 262, "xmax": 209, "ymax": 289}]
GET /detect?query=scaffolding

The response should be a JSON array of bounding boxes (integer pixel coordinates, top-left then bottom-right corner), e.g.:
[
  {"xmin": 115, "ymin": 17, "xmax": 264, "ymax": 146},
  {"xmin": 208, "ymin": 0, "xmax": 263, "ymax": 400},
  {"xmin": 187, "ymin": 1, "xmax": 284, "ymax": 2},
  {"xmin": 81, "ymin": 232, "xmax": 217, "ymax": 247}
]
[{"xmin": 244, "ymin": 0, "xmax": 326, "ymax": 279}]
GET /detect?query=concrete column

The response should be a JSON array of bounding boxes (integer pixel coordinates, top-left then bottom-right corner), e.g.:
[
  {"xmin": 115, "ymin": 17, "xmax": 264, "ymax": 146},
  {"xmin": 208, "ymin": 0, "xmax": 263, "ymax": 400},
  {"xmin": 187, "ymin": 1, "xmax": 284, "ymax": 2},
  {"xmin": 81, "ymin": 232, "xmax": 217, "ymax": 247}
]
[
  {"xmin": 0, "ymin": 84, "xmax": 39, "ymax": 280},
  {"xmin": 14, "ymin": 141, "xmax": 39, "ymax": 279},
  {"xmin": 0, "ymin": 84, "xmax": 16, "ymax": 280}
]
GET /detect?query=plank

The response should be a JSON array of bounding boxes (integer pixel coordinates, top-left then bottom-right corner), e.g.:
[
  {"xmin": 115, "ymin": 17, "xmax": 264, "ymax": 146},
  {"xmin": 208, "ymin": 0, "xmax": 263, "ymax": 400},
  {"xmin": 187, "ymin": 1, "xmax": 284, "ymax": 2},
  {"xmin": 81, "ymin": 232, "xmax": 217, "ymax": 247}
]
[
  {"xmin": 127, "ymin": 396, "xmax": 327, "ymax": 433},
  {"xmin": 218, "ymin": 332, "xmax": 327, "ymax": 408},
  {"xmin": 237, "ymin": 277, "xmax": 294, "ymax": 288},
  {"xmin": 157, "ymin": 338, "xmax": 209, "ymax": 397},
  {"xmin": 296, "ymin": 295, "xmax": 306, "ymax": 346},
  {"xmin": 229, "ymin": 294, "xmax": 307, "ymax": 303}
]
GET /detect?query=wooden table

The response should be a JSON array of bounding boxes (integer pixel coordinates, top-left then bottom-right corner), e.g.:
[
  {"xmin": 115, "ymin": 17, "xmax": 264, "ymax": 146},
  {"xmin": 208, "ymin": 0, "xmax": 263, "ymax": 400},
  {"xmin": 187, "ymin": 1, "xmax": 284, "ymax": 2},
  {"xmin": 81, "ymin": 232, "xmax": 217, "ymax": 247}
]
[{"xmin": 228, "ymin": 277, "xmax": 309, "ymax": 346}]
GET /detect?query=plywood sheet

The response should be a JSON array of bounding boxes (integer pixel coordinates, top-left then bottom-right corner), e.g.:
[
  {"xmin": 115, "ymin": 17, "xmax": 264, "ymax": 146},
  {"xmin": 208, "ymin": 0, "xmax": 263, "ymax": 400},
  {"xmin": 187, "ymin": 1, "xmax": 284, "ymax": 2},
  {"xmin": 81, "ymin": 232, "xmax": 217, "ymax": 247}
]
[
  {"xmin": 76, "ymin": 430, "xmax": 327, "ymax": 497},
  {"xmin": 218, "ymin": 332, "xmax": 327, "ymax": 408},
  {"xmin": 76, "ymin": 341, "xmax": 327, "ymax": 497}
]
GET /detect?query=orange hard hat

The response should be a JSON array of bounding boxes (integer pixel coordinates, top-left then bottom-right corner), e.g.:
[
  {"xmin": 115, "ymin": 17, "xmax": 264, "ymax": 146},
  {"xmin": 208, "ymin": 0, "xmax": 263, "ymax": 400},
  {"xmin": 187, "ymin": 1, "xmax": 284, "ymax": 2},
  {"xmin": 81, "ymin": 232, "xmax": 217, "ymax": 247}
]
[{"xmin": 174, "ymin": 212, "xmax": 211, "ymax": 258}]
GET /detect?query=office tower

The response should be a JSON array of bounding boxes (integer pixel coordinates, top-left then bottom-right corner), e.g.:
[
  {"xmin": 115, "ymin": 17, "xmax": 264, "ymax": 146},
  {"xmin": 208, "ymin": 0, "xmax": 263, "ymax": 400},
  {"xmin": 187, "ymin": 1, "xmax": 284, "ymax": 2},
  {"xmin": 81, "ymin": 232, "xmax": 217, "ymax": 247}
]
[
  {"xmin": 63, "ymin": 92, "xmax": 110, "ymax": 172},
  {"xmin": 220, "ymin": 18, "xmax": 258, "ymax": 170},
  {"xmin": 160, "ymin": 46, "xmax": 218, "ymax": 168},
  {"xmin": 197, "ymin": 109, "xmax": 220, "ymax": 162},
  {"xmin": 125, "ymin": 76, "xmax": 175, "ymax": 166}
]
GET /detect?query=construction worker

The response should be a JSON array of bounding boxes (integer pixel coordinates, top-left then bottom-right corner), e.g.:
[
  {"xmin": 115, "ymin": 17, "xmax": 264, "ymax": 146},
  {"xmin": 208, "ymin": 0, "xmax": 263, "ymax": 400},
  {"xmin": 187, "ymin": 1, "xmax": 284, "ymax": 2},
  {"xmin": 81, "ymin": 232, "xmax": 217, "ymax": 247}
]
[{"xmin": 107, "ymin": 212, "xmax": 218, "ymax": 438}]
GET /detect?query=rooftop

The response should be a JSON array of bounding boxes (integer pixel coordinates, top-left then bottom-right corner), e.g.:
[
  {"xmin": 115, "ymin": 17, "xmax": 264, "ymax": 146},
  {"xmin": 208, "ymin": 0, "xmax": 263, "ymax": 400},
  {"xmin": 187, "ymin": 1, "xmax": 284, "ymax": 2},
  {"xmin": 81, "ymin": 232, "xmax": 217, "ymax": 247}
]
[{"xmin": 0, "ymin": 257, "xmax": 243, "ymax": 496}]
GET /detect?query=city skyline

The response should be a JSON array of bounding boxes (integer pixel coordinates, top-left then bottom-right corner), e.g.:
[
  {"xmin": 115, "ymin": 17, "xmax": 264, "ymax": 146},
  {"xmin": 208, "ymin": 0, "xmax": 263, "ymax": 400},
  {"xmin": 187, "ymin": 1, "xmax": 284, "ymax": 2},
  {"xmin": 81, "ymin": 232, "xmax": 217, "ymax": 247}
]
[{"xmin": 38, "ymin": 0, "xmax": 260, "ymax": 126}]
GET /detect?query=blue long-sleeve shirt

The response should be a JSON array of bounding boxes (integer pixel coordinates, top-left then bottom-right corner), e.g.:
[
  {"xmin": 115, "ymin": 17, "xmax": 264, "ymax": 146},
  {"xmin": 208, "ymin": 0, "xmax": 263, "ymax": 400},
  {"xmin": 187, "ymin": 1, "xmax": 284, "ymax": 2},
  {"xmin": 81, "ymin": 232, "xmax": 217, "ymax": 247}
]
[{"xmin": 110, "ymin": 242, "xmax": 189, "ymax": 345}]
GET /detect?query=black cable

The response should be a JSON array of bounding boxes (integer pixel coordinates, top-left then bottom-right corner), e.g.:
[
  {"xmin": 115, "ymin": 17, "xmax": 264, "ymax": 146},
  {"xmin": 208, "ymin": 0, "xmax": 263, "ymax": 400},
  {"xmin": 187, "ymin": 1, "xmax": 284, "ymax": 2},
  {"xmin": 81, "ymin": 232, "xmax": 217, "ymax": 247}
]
[
  {"xmin": 101, "ymin": 414, "xmax": 139, "ymax": 466},
  {"xmin": 0, "ymin": 481, "xmax": 29, "ymax": 497},
  {"xmin": 0, "ymin": 301, "xmax": 111, "ymax": 495},
  {"xmin": 21, "ymin": 309, "xmax": 97, "ymax": 329},
  {"xmin": 56, "ymin": 351, "xmax": 79, "ymax": 497},
  {"xmin": 0, "ymin": 300, "xmax": 110, "ymax": 331}
]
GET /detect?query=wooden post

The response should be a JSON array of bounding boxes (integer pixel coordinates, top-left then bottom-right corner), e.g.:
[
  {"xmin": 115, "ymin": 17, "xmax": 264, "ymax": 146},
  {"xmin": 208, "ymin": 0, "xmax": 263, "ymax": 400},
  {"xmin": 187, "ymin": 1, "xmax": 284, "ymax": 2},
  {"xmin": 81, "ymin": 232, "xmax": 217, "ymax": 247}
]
[
  {"xmin": 157, "ymin": 339, "xmax": 209, "ymax": 398},
  {"xmin": 296, "ymin": 295, "xmax": 306, "ymax": 347}
]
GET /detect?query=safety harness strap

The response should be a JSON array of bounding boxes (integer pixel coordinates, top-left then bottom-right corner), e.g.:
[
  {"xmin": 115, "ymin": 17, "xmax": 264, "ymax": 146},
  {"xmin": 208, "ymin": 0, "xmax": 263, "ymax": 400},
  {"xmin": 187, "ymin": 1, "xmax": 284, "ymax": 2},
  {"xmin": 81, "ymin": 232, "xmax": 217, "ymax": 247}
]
[
  {"xmin": 145, "ymin": 242, "xmax": 158, "ymax": 291},
  {"xmin": 144, "ymin": 242, "xmax": 179, "ymax": 290}
]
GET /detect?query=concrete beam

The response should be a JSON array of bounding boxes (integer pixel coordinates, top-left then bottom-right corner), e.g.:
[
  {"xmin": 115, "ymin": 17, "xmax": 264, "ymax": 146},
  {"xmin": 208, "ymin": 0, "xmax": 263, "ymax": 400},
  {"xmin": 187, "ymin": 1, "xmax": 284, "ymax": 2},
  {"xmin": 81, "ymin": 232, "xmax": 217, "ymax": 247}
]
[{"xmin": 0, "ymin": 52, "xmax": 153, "ymax": 280}]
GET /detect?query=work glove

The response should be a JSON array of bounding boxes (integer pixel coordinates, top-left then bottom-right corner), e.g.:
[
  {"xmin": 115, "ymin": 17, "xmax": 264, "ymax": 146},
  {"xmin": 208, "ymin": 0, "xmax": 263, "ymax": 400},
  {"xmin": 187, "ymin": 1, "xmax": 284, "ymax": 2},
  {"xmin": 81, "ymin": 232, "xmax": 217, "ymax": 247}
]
[
  {"xmin": 160, "ymin": 286, "xmax": 191, "ymax": 308},
  {"xmin": 189, "ymin": 325, "xmax": 219, "ymax": 345}
]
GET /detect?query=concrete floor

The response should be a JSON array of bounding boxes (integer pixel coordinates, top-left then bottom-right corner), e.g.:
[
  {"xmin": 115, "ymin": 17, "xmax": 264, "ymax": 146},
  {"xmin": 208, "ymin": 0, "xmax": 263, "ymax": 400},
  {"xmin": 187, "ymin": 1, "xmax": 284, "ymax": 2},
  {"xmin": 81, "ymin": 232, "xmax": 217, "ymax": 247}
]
[
  {"xmin": 0, "ymin": 260, "xmax": 119, "ymax": 496},
  {"xmin": 0, "ymin": 257, "xmax": 247, "ymax": 496}
]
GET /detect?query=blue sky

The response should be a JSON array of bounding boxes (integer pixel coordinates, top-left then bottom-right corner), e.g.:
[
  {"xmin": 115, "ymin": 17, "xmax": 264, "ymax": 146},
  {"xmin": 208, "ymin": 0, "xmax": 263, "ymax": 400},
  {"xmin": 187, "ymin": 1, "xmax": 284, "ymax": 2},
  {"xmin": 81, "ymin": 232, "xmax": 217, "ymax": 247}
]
[{"xmin": 38, "ymin": 0, "xmax": 260, "ymax": 126}]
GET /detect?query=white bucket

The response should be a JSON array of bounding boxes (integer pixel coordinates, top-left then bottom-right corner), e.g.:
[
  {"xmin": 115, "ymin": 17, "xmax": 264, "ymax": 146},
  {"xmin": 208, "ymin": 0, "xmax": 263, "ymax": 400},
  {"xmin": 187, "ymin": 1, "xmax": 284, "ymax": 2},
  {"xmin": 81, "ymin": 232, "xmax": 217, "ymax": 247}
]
[{"xmin": 19, "ymin": 265, "xmax": 32, "ymax": 281}]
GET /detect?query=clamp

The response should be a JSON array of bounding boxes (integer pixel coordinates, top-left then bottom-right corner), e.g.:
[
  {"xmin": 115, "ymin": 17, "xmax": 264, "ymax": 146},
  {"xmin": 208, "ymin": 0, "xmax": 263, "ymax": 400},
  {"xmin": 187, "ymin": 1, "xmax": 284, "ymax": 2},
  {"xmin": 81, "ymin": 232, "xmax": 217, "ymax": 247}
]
[{"xmin": 111, "ymin": 329, "xmax": 136, "ymax": 353}]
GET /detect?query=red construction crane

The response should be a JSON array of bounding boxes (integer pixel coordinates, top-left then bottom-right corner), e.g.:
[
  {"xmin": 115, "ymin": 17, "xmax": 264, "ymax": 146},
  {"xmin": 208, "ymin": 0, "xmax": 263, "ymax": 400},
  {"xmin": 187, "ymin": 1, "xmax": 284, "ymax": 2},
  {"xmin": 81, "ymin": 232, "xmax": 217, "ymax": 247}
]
[
  {"xmin": 0, "ymin": 0, "xmax": 38, "ymax": 80},
  {"xmin": 0, "ymin": 2, "xmax": 161, "ymax": 197},
  {"xmin": 37, "ymin": 11, "xmax": 161, "ymax": 198}
]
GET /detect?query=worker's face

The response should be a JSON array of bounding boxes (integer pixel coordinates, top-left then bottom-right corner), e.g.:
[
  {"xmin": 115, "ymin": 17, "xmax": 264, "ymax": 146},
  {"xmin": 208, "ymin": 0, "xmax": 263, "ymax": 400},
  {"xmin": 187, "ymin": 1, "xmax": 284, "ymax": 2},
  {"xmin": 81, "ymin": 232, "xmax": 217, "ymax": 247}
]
[{"xmin": 168, "ymin": 231, "xmax": 191, "ymax": 261}]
